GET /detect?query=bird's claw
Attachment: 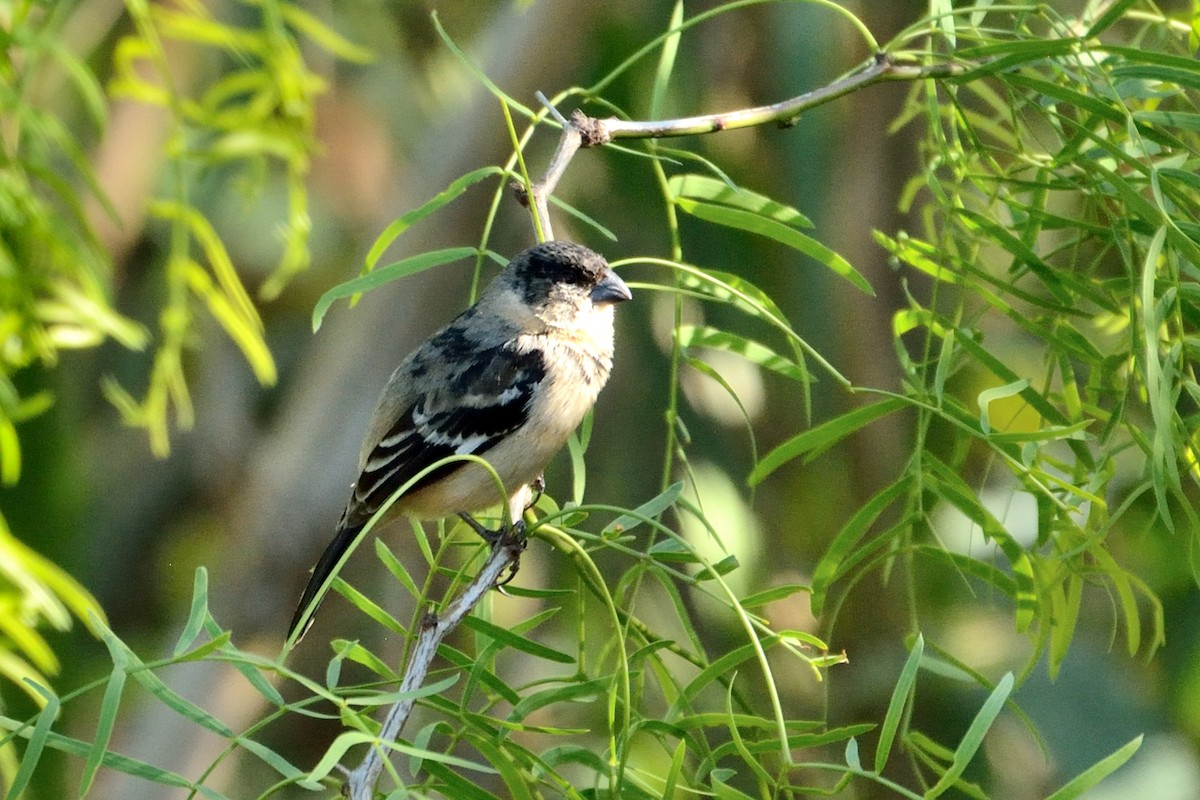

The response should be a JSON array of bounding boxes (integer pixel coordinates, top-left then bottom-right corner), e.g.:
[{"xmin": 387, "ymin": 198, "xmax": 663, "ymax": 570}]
[{"xmin": 457, "ymin": 513, "xmax": 528, "ymax": 589}]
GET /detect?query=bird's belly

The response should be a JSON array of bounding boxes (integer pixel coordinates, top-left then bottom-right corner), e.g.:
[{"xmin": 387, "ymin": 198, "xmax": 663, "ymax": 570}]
[
  {"xmin": 397, "ymin": 431, "xmax": 554, "ymax": 519},
  {"xmin": 401, "ymin": 375, "xmax": 602, "ymax": 519}
]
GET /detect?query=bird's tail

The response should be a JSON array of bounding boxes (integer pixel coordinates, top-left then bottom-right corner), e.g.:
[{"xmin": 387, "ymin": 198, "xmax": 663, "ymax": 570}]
[{"xmin": 288, "ymin": 520, "xmax": 364, "ymax": 642}]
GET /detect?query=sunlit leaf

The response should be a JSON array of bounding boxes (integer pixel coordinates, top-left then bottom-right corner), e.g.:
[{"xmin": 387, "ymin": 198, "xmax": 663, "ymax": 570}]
[
  {"xmin": 750, "ymin": 397, "xmax": 907, "ymax": 486},
  {"xmin": 312, "ymin": 247, "xmax": 481, "ymax": 330},
  {"xmin": 675, "ymin": 198, "xmax": 872, "ymax": 295}
]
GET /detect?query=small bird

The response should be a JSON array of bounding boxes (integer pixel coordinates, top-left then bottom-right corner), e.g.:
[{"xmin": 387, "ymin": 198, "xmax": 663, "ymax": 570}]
[{"xmin": 288, "ymin": 241, "xmax": 632, "ymax": 640}]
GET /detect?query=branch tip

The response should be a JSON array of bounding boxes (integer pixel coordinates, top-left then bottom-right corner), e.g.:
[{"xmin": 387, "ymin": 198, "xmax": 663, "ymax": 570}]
[{"xmin": 536, "ymin": 91, "xmax": 570, "ymax": 127}]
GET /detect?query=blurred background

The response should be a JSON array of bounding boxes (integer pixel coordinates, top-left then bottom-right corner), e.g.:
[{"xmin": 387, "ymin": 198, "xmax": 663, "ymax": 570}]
[{"xmin": 3, "ymin": 1, "xmax": 1199, "ymax": 797}]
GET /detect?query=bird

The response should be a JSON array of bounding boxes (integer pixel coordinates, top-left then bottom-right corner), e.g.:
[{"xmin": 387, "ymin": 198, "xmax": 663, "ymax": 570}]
[{"xmin": 288, "ymin": 240, "xmax": 632, "ymax": 641}]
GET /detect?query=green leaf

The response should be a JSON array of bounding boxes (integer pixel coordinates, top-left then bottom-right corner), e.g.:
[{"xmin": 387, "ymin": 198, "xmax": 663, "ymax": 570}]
[
  {"xmin": 364, "ymin": 167, "xmax": 504, "ymax": 271},
  {"xmin": 650, "ymin": 1, "xmax": 684, "ymax": 119},
  {"xmin": 811, "ymin": 478, "xmax": 910, "ymax": 616},
  {"xmin": 342, "ymin": 675, "xmax": 459, "ymax": 707},
  {"xmin": 712, "ymin": 774, "xmax": 758, "ymax": 800},
  {"xmin": 1044, "ymin": 735, "xmax": 1143, "ymax": 800},
  {"xmin": 1047, "ymin": 575, "xmax": 1083, "ymax": 680},
  {"xmin": 312, "ymin": 246, "xmax": 481, "ymax": 331},
  {"xmin": 925, "ymin": 463, "xmax": 1039, "ymax": 631},
  {"xmin": 97, "ymin": 624, "xmax": 233, "ymax": 738},
  {"xmin": 428, "ymin": 644, "xmax": 516, "ymax": 707},
  {"xmin": 173, "ymin": 567, "xmax": 210, "ymax": 657},
  {"xmin": 925, "ymin": 672, "xmax": 1014, "ymax": 798},
  {"xmin": 1139, "ymin": 226, "xmax": 1181, "ymax": 531},
  {"xmin": 507, "ymin": 677, "xmax": 609, "ymax": 722},
  {"xmin": 1134, "ymin": 110, "xmax": 1200, "ymax": 131},
  {"xmin": 668, "ymin": 637, "xmax": 779, "ymax": 716},
  {"xmin": 875, "ymin": 634, "xmax": 924, "ymax": 774},
  {"xmin": 79, "ymin": 667, "xmax": 125, "ymax": 798},
  {"xmin": 694, "ymin": 554, "xmax": 740, "ymax": 581},
  {"xmin": 460, "ymin": 616, "xmax": 575, "ymax": 665},
  {"xmin": 602, "ymin": 481, "xmax": 684, "ymax": 535},
  {"xmin": 375, "ymin": 538, "xmax": 421, "ymax": 599},
  {"xmin": 738, "ymin": 583, "xmax": 811, "ymax": 609},
  {"xmin": 330, "ymin": 638, "xmax": 398, "ymax": 681},
  {"xmin": 977, "ymin": 379, "xmax": 1030, "ymax": 435},
  {"xmin": 845, "ymin": 736, "xmax": 862, "ymax": 770},
  {"xmin": 667, "ymin": 173, "xmax": 813, "ymax": 228},
  {"xmin": 675, "ymin": 198, "xmax": 872, "ymax": 295},
  {"xmin": 679, "ymin": 324, "xmax": 808, "ymax": 383},
  {"xmin": 465, "ymin": 732, "xmax": 536, "ymax": 800},
  {"xmin": 332, "ymin": 577, "xmax": 404, "ymax": 636},
  {"xmin": 750, "ymin": 397, "xmax": 906, "ymax": 485},
  {"xmin": 235, "ymin": 736, "xmax": 306, "ymax": 781},
  {"xmin": 9, "ymin": 681, "xmax": 59, "ymax": 799},
  {"xmin": 548, "ymin": 194, "xmax": 619, "ymax": 241},
  {"xmin": 540, "ymin": 743, "xmax": 610, "ymax": 774},
  {"xmin": 1110, "ymin": 64, "xmax": 1200, "ymax": 93},
  {"xmin": 307, "ymin": 730, "xmax": 496, "ymax": 783},
  {"xmin": 663, "ymin": 738, "xmax": 688, "ymax": 799},
  {"xmin": 423, "ymin": 760, "xmax": 505, "ymax": 799},
  {"xmin": 182, "ymin": 261, "xmax": 277, "ymax": 385},
  {"xmin": 1085, "ymin": 0, "xmax": 1141, "ymax": 36},
  {"xmin": 1089, "ymin": 547, "xmax": 1143, "ymax": 657},
  {"xmin": 279, "ymin": 3, "xmax": 373, "ymax": 63}
]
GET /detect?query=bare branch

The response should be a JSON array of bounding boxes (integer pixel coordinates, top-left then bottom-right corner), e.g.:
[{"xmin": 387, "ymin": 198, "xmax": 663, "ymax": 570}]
[
  {"xmin": 346, "ymin": 533, "xmax": 525, "ymax": 798},
  {"xmin": 525, "ymin": 54, "xmax": 974, "ymax": 238}
]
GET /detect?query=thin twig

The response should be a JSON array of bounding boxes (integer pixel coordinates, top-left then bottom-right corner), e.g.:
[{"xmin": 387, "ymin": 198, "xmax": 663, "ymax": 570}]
[{"xmin": 345, "ymin": 534, "xmax": 525, "ymax": 799}]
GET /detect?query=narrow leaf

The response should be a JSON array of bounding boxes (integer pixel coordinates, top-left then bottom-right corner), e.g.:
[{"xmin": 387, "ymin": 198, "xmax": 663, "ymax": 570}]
[
  {"xmin": 667, "ymin": 173, "xmax": 813, "ymax": 228},
  {"xmin": 845, "ymin": 736, "xmax": 862, "ymax": 770},
  {"xmin": 79, "ymin": 667, "xmax": 126, "ymax": 797},
  {"xmin": 8, "ymin": 681, "xmax": 60, "ymax": 799},
  {"xmin": 173, "ymin": 567, "xmax": 210, "ymax": 657},
  {"xmin": 977, "ymin": 379, "xmax": 1030, "ymax": 435},
  {"xmin": 1044, "ymin": 735, "xmax": 1143, "ymax": 800},
  {"xmin": 676, "ymin": 198, "xmax": 872, "ymax": 294},
  {"xmin": 602, "ymin": 481, "xmax": 684, "ymax": 534},
  {"xmin": 875, "ymin": 634, "xmax": 924, "ymax": 774},
  {"xmin": 679, "ymin": 325, "xmax": 808, "ymax": 383},
  {"xmin": 460, "ymin": 616, "xmax": 575, "ymax": 664},
  {"xmin": 750, "ymin": 397, "xmax": 906, "ymax": 485},
  {"xmin": 364, "ymin": 167, "xmax": 503, "ymax": 270},
  {"xmin": 312, "ymin": 247, "xmax": 480, "ymax": 331},
  {"xmin": 925, "ymin": 672, "xmax": 1014, "ymax": 798}
]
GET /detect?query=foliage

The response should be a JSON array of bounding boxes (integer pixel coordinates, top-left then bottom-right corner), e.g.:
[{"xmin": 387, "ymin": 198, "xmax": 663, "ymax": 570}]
[
  {"xmin": 0, "ymin": 0, "xmax": 355, "ymax": 792},
  {"xmin": 4, "ymin": 0, "xmax": 1200, "ymax": 798},
  {"xmin": 101, "ymin": 0, "xmax": 369, "ymax": 454}
]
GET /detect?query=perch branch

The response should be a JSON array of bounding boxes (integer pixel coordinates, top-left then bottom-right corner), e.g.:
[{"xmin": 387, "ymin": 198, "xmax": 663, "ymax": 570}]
[
  {"xmin": 525, "ymin": 53, "xmax": 973, "ymax": 237},
  {"xmin": 345, "ymin": 531, "xmax": 526, "ymax": 799}
]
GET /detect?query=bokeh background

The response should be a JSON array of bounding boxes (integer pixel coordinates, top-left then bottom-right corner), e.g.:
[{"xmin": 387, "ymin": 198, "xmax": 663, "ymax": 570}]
[{"xmin": 4, "ymin": 1, "xmax": 1199, "ymax": 797}]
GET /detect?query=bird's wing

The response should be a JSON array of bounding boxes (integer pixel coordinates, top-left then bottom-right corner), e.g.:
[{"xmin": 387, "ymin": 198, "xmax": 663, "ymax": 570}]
[{"xmin": 347, "ymin": 340, "xmax": 546, "ymax": 526}]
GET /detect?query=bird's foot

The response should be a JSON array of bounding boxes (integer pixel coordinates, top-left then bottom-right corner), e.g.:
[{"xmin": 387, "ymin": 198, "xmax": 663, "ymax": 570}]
[
  {"xmin": 457, "ymin": 513, "xmax": 528, "ymax": 590},
  {"xmin": 457, "ymin": 512, "xmax": 527, "ymax": 546}
]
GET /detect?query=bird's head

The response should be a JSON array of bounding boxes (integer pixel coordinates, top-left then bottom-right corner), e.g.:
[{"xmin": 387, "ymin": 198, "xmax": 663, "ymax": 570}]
[{"xmin": 486, "ymin": 241, "xmax": 632, "ymax": 333}]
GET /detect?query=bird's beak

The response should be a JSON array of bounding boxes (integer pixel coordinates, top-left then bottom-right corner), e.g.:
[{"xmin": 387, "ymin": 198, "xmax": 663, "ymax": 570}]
[{"xmin": 591, "ymin": 268, "xmax": 633, "ymax": 305}]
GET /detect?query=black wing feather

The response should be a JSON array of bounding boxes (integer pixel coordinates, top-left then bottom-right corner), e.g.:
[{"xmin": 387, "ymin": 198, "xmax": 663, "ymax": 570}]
[{"xmin": 350, "ymin": 343, "xmax": 545, "ymax": 523}]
